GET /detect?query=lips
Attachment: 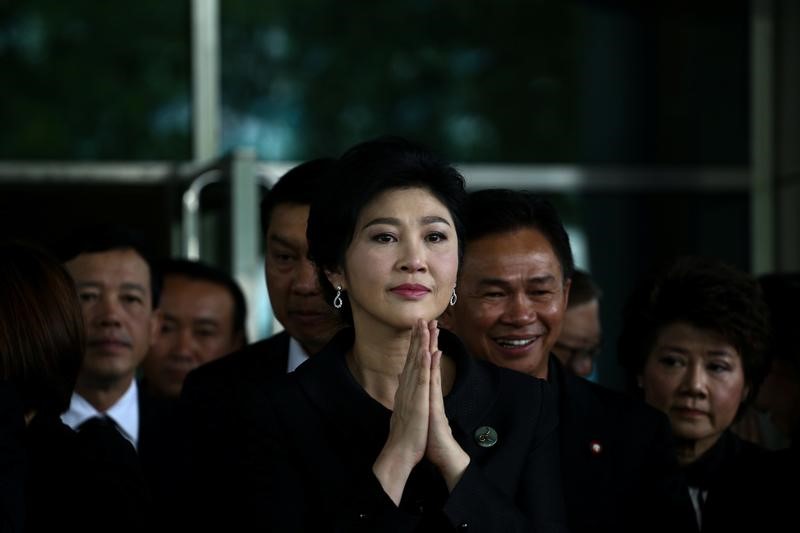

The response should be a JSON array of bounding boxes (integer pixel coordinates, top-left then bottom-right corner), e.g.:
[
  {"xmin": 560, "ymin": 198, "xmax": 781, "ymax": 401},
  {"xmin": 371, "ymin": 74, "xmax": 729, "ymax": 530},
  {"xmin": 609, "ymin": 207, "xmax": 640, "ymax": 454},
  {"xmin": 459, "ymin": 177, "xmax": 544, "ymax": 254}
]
[
  {"xmin": 492, "ymin": 335, "xmax": 542, "ymax": 351},
  {"xmin": 390, "ymin": 284, "xmax": 431, "ymax": 299},
  {"xmin": 672, "ymin": 406, "xmax": 708, "ymax": 418},
  {"xmin": 87, "ymin": 338, "xmax": 132, "ymax": 352}
]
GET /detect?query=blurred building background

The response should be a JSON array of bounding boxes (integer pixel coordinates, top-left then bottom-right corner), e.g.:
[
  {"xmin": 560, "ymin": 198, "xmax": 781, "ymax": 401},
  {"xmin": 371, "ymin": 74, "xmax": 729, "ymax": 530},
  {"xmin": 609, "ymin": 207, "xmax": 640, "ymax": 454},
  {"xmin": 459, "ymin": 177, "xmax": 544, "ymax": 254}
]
[{"xmin": 1, "ymin": 0, "xmax": 797, "ymax": 390}]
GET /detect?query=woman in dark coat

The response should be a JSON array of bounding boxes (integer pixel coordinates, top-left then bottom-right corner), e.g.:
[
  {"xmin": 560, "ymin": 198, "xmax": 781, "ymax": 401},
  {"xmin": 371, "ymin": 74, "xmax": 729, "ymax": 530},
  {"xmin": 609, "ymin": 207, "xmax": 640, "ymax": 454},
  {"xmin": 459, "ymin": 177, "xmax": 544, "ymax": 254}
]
[
  {"xmin": 241, "ymin": 138, "xmax": 567, "ymax": 532},
  {"xmin": 618, "ymin": 257, "xmax": 776, "ymax": 533}
]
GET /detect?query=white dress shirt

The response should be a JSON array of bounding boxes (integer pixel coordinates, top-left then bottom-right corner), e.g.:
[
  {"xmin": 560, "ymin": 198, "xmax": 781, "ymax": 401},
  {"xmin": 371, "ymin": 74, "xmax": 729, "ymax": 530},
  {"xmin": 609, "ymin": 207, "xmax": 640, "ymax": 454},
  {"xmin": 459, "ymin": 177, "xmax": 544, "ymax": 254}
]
[
  {"xmin": 61, "ymin": 379, "xmax": 140, "ymax": 449},
  {"xmin": 287, "ymin": 337, "xmax": 310, "ymax": 373}
]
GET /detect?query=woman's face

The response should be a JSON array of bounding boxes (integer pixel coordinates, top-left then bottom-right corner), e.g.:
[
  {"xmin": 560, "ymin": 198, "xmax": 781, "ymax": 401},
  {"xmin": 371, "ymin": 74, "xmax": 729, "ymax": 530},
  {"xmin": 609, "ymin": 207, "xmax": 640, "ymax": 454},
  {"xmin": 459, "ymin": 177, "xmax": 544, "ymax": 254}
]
[
  {"xmin": 640, "ymin": 322, "xmax": 749, "ymax": 452},
  {"xmin": 330, "ymin": 187, "xmax": 459, "ymax": 332}
]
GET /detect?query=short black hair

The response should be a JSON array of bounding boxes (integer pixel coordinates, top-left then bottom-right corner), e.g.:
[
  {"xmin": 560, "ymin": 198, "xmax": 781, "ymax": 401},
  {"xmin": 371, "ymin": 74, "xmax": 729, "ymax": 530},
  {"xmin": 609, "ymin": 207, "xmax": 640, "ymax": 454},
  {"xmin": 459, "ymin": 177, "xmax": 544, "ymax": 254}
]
[
  {"xmin": 260, "ymin": 158, "xmax": 336, "ymax": 238},
  {"xmin": 568, "ymin": 269, "xmax": 602, "ymax": 308},
  {"xmin": 159, "ymin": 258, "xmax": 248, "ymax": 343},
  {"xmin": 618, "ymin": 256, "xmax": 770, "ymax": 406},
  {"xmin": 462, "ymin": 189, "xmax": 574, "ymax": 281},
  {"xmin": 307, "ymin": 136, "xmax": 466, "ymax": 325},
  {"xmin": 56, "ymin": 224, "xmax": 161, "ymax": 308}
]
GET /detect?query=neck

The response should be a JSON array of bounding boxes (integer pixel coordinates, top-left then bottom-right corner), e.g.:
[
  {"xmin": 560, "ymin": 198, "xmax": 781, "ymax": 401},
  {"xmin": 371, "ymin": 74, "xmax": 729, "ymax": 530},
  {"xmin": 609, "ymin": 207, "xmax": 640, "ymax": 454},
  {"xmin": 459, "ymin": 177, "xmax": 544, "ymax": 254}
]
[
  {"xmin": 348, "ymin": 325, "xmax": 414, "ymax": 410},
  {"xmin": 75, "ymin": 374, "xmax": 134, "ymax": 412},
  {"xmin": 674, "ymin": 434, "xmax": 722, "ymax": 467}
]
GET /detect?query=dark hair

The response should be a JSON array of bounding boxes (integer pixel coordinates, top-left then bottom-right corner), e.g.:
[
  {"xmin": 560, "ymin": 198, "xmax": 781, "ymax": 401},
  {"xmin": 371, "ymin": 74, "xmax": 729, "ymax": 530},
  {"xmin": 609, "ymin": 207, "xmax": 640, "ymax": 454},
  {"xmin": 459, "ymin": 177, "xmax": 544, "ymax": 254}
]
[
  {"xmin": 758, "ymin": 273, "xmax": 800, "ymax": 373},
  {"xmin": 463, "ymin": 189, "xmax": 574, "ymax": 281},
  {"xmin": 0, "ymin": 242, "xmax": 85, "ymax": 415},
  {"xmin": 260, "ymin": 158, "xmax": 337, "ymax": 238},
  {"xmin": 56, "ymin": 224, "xmax": 161, "ymax": 308},
  {"xmin": 618, "ymin": 256, "xmax": 770, "ymax": 407},
  {"xmin": 568, "ymin": 269, "xmax": 602, "ymax": 308},
  {"xmin": 307, "ymin": 136, "xmax": 467, "ymax": 325},
  {"xmin": 159, "ymin": 258, "xmax": 248, "ymax": 342}
]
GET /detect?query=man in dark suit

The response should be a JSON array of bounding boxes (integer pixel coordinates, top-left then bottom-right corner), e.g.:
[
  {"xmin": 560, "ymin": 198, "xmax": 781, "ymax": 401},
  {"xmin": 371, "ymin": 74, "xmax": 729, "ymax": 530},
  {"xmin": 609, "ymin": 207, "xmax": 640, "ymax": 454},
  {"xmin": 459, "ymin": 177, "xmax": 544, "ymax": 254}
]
[
  {"xmin": 441, "ymin": 189, "xmax": 697, "ymax": 533},
  {"xmin": 58, "ymin": 224, "xmax": 181, "ymax": 527},
  {"xmin": 180, "ymin": 159, "xmax": 344, "ymax": 528}
]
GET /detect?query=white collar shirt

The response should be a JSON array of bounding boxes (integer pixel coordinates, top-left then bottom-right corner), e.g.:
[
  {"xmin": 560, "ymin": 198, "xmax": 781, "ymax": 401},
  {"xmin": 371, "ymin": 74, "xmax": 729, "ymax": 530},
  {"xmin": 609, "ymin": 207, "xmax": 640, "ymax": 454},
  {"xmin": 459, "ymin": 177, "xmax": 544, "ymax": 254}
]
[
  {"xmin": 287, "ymin": 337, "xmax": 310, "ymax": 373},
  {"xmin": 61, "ymin": 379, "xmax": 140, "ymax": 449}
]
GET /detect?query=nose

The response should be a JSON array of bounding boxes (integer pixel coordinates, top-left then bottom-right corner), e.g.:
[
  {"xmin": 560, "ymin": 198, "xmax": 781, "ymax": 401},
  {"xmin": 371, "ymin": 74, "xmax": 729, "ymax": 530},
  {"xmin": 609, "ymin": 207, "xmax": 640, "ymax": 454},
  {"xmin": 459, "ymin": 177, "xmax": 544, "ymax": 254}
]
[
  {"xmin": 94, "ymin": 293, "xmax": 122, "ymax": 327},
  {"xmin": 398, "ymin": 240, "xmax": 427, "ymax": 273},
  {"xmin": 293, "ymin": 258, "xmax": 321, "ymax": 296},
  {"xmin": 680, "ymin": 361, "xmax": 708, "ymax": 397},
  {"xmin": 171, "ymin": 328, "xmax": 196, "ymax": 361},
  {"xmin": 501, "ymin": 293, "xmax": 536, "ymax": 327}
]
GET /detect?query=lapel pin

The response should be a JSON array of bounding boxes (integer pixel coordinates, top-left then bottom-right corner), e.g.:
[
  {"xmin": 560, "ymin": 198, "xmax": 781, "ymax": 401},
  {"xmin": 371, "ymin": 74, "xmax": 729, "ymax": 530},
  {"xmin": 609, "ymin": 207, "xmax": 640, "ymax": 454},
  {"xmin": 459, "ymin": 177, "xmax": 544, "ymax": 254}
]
[{"xmin": 474, "ymin": 426, "xmax": 498, "ymax": 448}]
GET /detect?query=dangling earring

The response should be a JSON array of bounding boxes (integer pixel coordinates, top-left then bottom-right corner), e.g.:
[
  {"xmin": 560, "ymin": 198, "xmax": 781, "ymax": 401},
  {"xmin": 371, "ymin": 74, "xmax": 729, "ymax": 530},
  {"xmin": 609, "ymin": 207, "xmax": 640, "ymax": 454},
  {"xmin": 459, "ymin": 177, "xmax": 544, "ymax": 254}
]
[
  {"xmin": 333, "ymin": 285, "xmax": 343, "ymax": 309},
  {"xmin": 450, "ymin": 286, "xmax": 457, "ymax": 306}
]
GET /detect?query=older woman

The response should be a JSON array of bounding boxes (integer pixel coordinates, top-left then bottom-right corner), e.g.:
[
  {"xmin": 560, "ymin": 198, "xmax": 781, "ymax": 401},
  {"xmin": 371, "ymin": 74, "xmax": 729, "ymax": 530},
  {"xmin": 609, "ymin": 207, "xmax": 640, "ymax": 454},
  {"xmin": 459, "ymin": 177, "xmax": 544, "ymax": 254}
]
[
  {"xmin": 242, "ymin": 138, "xmax": 566, "ymax": 532},
  {"xmin": 618, "ymin": 257, "xmax": 771, "ymax": 532}
]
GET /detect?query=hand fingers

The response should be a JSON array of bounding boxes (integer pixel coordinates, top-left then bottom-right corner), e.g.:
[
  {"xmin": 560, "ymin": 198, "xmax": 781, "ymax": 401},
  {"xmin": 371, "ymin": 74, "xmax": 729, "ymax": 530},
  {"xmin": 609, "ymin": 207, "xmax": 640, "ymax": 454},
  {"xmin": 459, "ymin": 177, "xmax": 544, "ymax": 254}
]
[{"xmin": 429, "ymin": 320, "xmax": 439, "ymax": 355}]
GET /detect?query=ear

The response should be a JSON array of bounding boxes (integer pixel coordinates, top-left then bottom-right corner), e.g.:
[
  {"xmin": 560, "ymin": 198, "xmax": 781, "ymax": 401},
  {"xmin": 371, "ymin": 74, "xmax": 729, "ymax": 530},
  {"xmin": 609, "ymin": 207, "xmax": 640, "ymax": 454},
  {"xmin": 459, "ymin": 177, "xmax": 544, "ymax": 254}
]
[
  {"xmin": 325, "ymin": 269, "xmax": 346, "ymax": 291},
  {"xmin": 636, "ymin": 374, "xmax": 644, "ymax": 388},
  {"xmin": 148, "ymin": 309, "xmax": 162, "ymax": 348},
  {"xmin": 742, "ymin": 382, "xmax": 751, "ymax": 404},
  {"xmin": 563, "ymin": 276, "xmax": 572, "ymax": 306}
]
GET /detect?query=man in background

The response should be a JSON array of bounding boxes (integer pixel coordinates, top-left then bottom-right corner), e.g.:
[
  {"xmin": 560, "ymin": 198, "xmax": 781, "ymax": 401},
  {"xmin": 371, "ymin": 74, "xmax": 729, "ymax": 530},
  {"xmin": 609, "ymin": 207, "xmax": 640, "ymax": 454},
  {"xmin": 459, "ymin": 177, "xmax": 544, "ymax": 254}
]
[
  {"xmin": 142, "ymin": 258, "xmax": 246, "ymax": 398},
  {"xmin": 552, "ymin": 268, "xmax": 602, "ymax": 378}
]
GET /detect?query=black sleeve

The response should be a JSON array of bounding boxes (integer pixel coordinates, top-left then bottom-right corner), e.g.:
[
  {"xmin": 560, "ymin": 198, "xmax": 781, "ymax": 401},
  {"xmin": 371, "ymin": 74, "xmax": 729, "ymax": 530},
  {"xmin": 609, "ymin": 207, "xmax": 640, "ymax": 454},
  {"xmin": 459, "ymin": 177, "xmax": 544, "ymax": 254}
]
[{"xmin": 442, "ymin": 381, "xmax": 568, "ymax": 532}]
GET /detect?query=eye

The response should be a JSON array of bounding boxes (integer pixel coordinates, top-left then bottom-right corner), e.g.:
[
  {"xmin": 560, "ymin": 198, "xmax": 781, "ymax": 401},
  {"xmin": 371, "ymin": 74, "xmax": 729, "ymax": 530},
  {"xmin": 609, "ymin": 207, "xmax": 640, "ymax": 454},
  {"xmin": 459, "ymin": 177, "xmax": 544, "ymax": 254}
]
[
  {"xmin": 426, "ymin": 231, "xmax": 447, "ymax": 243},
  {"xmin": 160, "ymin": 322, "xmax": 177, "ymax": 334},
  {"xmin": 195, "ymin": 328, "xmax": 217, "ymax": 338},
  {"xmin": 121, "ymin": 294, "xmax": 143, "ymax": 305},
  {"xmin": 707, "ymin": 361, "xmax": 733, "ymax": 373},
  {"xmin": 658, "ymin": 355, "xmax": 685, "ymax": 368},
  {"xmin": 270, "ymin": 250, "xmax": 296, "ymax": 265},
  {"xmin": 483, "ymin": 290, "xmax": 505, "ymax": 299},
  {"xmin": 78, "ymin": 292, "xmax": 98, "ymax": 303},
  {"xmin": 372, "ymin": 233, "xmax": 397, "ymax": 244}
]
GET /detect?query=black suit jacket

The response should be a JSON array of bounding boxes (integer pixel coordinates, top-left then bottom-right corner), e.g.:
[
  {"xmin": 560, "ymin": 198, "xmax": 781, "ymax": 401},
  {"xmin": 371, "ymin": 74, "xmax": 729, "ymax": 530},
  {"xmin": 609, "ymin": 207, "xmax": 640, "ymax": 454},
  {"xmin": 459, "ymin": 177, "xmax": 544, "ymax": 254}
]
[
  {"xmin": 550, "ymin": 358, "xmax": 697, "ymax": 533},
  {"xmin": 180, "ymin": 332, "xmax": 292, "ymax": 529},
  {"xmin": 237, "ymin": 328, "xmax": 567, "ymax": 532}
]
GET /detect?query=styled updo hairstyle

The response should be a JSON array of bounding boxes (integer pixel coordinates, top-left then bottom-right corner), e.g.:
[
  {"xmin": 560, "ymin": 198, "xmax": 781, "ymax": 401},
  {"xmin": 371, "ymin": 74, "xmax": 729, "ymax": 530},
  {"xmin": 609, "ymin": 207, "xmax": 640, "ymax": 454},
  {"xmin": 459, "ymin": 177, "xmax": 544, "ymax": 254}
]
[{"xmin": 307, "ymin": 136, "xmax": 467, "ymax": 325}]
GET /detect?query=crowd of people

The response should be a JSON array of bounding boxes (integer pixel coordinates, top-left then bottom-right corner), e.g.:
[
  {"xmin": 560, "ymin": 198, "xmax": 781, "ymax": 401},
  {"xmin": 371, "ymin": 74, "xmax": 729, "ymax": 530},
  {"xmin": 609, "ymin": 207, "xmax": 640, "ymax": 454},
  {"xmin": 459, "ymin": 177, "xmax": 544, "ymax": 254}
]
[{"xmin": 2, "ymin": 136, "xmax": 798, "ymax": 532}]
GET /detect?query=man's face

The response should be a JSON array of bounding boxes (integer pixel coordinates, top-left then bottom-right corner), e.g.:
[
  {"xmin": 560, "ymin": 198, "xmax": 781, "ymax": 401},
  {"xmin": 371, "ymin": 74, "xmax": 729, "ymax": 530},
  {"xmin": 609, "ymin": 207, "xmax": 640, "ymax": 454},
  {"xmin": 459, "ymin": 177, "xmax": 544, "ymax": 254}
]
[
  {"xmin": 66, "ymin": 248, "xmax": 159, "ymax": 390},
  {"xmin": 142, "ymin": 274, "xmax": 242, "ymax": 398},
  {"xmin": 265, "ymin": 203, "xmax": 341, "ymax": 355},
  {"xmin": 552, "ymin": 299, "xmax": 602, "ymax": 377},
  {"xmin": 444, "ymin": 228, "xmax": 570, "ymax": 379}
]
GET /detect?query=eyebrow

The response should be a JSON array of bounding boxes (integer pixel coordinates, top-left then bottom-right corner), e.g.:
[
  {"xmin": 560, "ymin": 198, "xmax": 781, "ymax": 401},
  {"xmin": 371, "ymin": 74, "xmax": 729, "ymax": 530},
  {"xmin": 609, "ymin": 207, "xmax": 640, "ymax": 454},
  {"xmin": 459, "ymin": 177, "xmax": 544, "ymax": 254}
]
[
  {"xmin": 268, "ymin": 234, "xmax": 300, "ymax": 249},
  {"xmin": 75, "ymin": 281, "xmax": 147, "ymax": 294},
  {"xmin": 362, "ymin": 216, "xmax": 452, "ymax": 229},
  {"xmin": 477, "ymin": 275, "xmax": 557, "ymax": 287}
]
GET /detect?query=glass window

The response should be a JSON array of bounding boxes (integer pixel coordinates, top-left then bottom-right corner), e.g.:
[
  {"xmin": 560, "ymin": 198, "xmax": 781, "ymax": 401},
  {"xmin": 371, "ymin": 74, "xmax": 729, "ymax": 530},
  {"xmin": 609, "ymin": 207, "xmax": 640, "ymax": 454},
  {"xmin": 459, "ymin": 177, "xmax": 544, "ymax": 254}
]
[{"xmin": 0, "ymin": 0, "xmax": 191, "ymax": 160}]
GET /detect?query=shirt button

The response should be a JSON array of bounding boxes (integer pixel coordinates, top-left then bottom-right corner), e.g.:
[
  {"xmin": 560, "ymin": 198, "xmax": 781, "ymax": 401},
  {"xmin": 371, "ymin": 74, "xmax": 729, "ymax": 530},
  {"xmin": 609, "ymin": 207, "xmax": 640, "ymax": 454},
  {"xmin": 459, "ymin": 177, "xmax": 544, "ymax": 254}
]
[
  {"xmin": 459, "ymin": 523, "xmax": 469, "ymax": 529},
  {"xmin": 358, "ymin": 512, "xmax": 369, "ymax": 520}
]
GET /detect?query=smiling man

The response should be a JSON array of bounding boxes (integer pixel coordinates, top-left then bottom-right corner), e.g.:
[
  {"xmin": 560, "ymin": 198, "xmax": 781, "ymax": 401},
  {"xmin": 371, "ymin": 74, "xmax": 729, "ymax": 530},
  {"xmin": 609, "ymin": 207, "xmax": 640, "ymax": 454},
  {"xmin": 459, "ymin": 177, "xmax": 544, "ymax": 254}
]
[{"xmin": 441, "ymin": 189, "xmax": 697, "ymax": 533}]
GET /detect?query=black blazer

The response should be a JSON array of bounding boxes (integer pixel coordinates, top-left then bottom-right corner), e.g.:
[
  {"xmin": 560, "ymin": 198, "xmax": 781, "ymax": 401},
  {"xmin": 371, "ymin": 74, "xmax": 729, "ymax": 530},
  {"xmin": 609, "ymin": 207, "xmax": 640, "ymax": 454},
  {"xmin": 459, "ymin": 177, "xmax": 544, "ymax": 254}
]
[
  {"xmin": 550, "ymin": 358, "xmax": 698, "ymax": 533},
  {"xmin": 236, "ymin": 328, "xmax": 567, "ymax": 532},
  {"xmin": 180, "ymin": 332, "xmax": 292, "ymax": 529}
]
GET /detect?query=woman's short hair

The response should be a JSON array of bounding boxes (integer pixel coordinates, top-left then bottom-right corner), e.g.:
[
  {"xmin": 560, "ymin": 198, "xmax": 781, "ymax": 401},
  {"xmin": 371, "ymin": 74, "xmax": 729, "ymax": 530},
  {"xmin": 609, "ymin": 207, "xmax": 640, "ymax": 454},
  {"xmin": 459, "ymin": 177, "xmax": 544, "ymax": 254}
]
[
  {"xmin": 0, "ymin": 242, "xmax": 85, "ymax": 415},
  {"xmin": 618, "ymin": 256, "xmax": 770, "ymax": 405},
  {"xmin": 307, "ymin": 136, "xmax": 467, "ymax": 325}
]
